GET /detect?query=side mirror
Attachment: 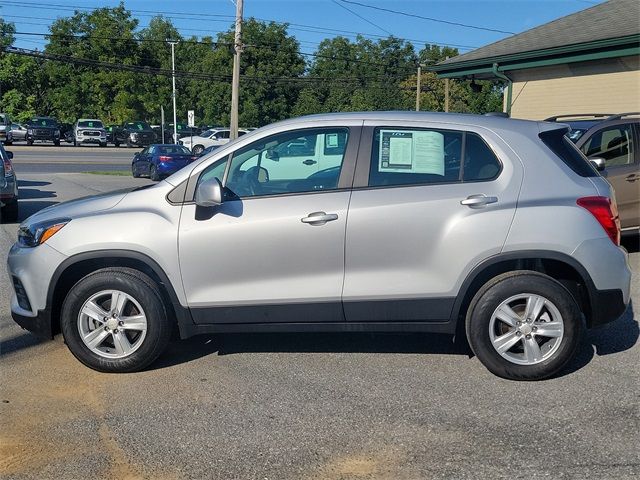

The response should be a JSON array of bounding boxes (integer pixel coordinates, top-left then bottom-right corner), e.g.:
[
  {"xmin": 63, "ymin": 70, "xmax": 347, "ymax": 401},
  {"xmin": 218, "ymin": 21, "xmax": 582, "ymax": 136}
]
[
  {"xmin": 195, "ymin": 177, "xmax": 223, "ymax": 207},
  {"xmin": 6, "ymin": 151, "xmax": 13, "ymax": 159},
  {"xmin": 589, "ymin": 157, "xmax": 606, "ymax": 172}
]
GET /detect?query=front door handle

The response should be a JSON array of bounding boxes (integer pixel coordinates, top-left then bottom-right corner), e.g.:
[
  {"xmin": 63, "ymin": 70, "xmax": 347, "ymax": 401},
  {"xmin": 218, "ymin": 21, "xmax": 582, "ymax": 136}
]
[
  {"xmin": 303, "ymin": 159, "xmax": 317, "ymax": 165},
  {"xmin": 301, "ymin": 211, "xmax": 338, "ymax": 225},
  {"xmin": 461, "ymin": 194, "xmax": 498, "ymax": 208},
  {"xmin": 625, "ymin": 174, "xmax": 639, "ymax": 182}
]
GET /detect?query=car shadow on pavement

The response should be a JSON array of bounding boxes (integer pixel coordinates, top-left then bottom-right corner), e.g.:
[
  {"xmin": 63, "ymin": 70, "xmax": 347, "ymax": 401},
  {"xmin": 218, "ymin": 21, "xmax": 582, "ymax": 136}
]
[
  {"xmin": 16, "ymin": 201, "xmax": 59, "ymax": 222},
  {"xmin": 559, "ymin": 301, "xmax": 638, "ymax": 377},
  {"xmin": 152, "ymin": 302, "xmax": 639, "ymax": 377},
  {"xmin": 150, "ymin": 331, "xmax": 472, "ymax": 371},
  {"xmin": 621, "ymin": 234, "xmax": 639, "ymax": 253}
]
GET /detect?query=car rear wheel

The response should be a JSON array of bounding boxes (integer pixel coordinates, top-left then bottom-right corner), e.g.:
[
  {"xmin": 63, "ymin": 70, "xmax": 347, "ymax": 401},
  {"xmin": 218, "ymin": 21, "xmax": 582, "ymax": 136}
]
[
  {"xmin": 149, "ymin": 165, "xmax": 161, "ymax": 181},
  {"xmin": 131, "ymin": 164, "xmax": 140, "ymax": 178},
  {"xmin": 192, "ymin": 145, "xmax": 204, "ymax": 155},
  {"xmin": 466, "ymin": 271, "xmax": 582, "ymax": 381},
  {"xmin": 60, "ymin": 268, "xmax": 171, "ymax": 373}
]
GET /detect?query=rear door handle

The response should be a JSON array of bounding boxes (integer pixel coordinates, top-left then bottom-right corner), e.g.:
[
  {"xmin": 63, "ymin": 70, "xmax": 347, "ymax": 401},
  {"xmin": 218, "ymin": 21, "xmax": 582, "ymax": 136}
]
[
  {"xmin": 303, "ymin": 159, "xmax": 317, "ymax": 165},
  {"xmin": 301, "ymin": 211, "xmax": 338, "ymax": 225},
  {"xmin": 461, "ymin": 194, "xmax": 498, "ymax": 208},
  {"xmin": 625, "ymin": 174, "xmax": 639, "ymax": 182}
]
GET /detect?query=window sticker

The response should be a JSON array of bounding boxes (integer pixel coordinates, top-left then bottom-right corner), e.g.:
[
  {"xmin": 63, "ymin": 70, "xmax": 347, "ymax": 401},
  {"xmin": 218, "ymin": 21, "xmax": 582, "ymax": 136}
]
[
  {"xmin": 379, "ymin": 130, "xmax": 445, "ymax": 175},
  {"xmin": 326, "ymin": 133, "xmax": 339, "ymax": 148}
]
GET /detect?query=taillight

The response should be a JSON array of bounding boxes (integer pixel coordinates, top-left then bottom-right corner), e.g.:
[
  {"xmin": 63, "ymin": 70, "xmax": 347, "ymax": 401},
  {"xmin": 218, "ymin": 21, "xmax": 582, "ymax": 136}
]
[
  {"xmin": 3, "ymin": 158, "xmax": 13, "ymax": 177},
  {"xmin": 158, "ymin": 155, "xmax": 172, "ymax": 161},
  {"xmin": 577, "ymin": 196, "xmax": 620, "ymax": 246}
]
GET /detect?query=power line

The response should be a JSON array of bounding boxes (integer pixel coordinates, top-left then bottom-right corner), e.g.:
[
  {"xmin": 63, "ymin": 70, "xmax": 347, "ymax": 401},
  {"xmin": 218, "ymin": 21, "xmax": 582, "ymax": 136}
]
[
  {"xmin": 3, "ymin": 46, "xmax": 414, "ymax": 85},
  {"xmin": 336, "ymin": 0, "xmax": 515, "ymax": 35},
  {"xmin": 1, "ymin": 0, "xmax": 477, "ymax": 49},
  {"xmin": 330, "ymin": 0, "xmax": 392, "ymax": 36},
  {"xmin": 10, "ymin": 30, "xmax": 419, "ymax": 73}
]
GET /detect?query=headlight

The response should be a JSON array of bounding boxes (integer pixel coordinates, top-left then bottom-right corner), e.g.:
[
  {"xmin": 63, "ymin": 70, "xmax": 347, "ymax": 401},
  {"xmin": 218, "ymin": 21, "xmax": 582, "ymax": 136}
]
[{"xmin": 18, "ymin": 218, "xmax": 70, "ymax": 248}]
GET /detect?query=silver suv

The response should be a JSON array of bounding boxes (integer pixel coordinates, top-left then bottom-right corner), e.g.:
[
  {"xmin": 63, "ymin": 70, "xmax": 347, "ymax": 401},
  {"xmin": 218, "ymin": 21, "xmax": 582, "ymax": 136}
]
[{"xmin": 7, "ymin": 112, "xmax": 631, "ymax": 380}]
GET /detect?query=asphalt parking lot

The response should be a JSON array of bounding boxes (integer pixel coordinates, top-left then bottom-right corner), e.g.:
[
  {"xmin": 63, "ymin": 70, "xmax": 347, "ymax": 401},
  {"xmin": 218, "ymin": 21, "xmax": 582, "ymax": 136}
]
[{"xmin": 1, "ymin": 168, "xmax": 639, "ymax": 479}]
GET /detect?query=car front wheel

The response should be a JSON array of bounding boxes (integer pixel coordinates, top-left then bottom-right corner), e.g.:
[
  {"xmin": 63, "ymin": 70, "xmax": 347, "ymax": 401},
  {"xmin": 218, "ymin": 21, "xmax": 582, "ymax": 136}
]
[
  {"xmin": 61, "ymin": 268, "xmax": 171, "ymax": 373},
  {"xmin": 466, "ymin": 271, "xmax": 582, "ymax": 381},
  {"xmin": 191, "ymin": 145, "xmax": 204, "ymax": 155}
]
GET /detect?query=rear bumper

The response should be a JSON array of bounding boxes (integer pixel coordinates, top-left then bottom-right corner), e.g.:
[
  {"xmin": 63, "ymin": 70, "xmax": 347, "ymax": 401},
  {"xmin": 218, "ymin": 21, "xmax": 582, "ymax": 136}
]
[{"xmin": 589, "ymin": 288, "xmax": 628, "ymax": 327}]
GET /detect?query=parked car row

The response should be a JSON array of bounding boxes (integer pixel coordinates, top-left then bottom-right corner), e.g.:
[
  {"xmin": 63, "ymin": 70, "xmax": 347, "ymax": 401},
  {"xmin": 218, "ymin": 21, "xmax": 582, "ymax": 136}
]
[{"xmin": 0, "ymin": 112, "xmax": 248, "ymax": 148}]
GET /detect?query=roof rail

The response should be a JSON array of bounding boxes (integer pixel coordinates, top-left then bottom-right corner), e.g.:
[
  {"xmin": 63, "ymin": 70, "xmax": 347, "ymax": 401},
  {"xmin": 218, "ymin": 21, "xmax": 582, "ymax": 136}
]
[
  {"xmin": 484, "ymin": 112, "xmax": 509, "ymax": 118},
  {"xmin": 544, "ymin": 113, "xmax": 613, "ymax": 122},
  {"xmin": 606, "ymin": 112, "xmax": 640, "ymax": 121}
]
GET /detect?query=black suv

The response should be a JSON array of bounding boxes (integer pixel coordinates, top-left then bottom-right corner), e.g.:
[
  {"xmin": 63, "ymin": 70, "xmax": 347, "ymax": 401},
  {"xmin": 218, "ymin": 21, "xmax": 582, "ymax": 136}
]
[
  {"xmin": 546, "ymin": 113, "xmax": 639, "ymax": 233},
  {"xmin": 26, "ymin": 117, "xmax": 61, "ymax": 146},
  {"xmin": 114, "ymin": 121, "xmax": 155, "ymax": 147}
]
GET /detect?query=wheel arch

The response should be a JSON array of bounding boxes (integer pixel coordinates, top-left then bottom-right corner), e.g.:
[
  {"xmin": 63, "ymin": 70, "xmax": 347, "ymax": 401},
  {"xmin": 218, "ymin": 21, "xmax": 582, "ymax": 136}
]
[
  {"xmin": 48, "ymin": 250, "xmax": 192, "ymax": 336},
  {"xmin": 453, "ymin": 251, "xmax": 596, "ymax": 335}
]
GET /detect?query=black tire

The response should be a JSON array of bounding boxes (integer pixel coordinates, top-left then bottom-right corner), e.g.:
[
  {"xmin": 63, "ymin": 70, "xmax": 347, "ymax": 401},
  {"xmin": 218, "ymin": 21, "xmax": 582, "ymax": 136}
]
[
  {"xmin": 0, "ymin": 198, "xmax": 19, "ymax": 223},
  {"xmin": 149, "ymin": 165, "xmax": 161, "ymax": 181},
  {"xmin": 466, "ymin": 271, "xmax": 582, "ymax": 381},
  {"xmin": 131, "ymin": 163, "xmax": 140, "ymax": 178},
  {"xmin": 4, "ymin": 139, "xmax": 12, "ymax": 146},
  {"xmin": 54, "ymin": 140, "xmax": 60, "ymax": 146},
  {"xmin": 192, "ymin": 144, "xmax": 204, "ymax": 155},
  {"xmin": 100, "ymin": 142, "xmax": 107, "ymax": 148},
  {"xmin": 60, "ymin": 267, "xmax": 171, "ymax": 373},
  {"xmin": 115, "ymin": 140, "xmax": 120, "ymax": 148}
]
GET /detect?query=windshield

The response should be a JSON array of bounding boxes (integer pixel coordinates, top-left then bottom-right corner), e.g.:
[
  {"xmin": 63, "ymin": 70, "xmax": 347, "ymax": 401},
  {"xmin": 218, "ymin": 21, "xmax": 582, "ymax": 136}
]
[
  {"xmin": 31, "ymin": 118, "xmax": 57, "ymax": 127},
  {"xmin": 125, "ymin": 122, "xmax": 150, "ymax": 130},
  {"xmin": 200, "ymin": 129, "xmax": 217, "ymax": 138},
  {"xmin": 78, "ymin": 120, "xmax": 104, "ymax": 129}
]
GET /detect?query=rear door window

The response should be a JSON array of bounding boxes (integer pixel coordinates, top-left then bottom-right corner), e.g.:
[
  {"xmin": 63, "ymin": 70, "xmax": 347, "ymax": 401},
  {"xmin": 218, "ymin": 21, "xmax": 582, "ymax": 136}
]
[{"xmin": 368, "ymin": 127, "xmax": 500, "ymax": 187}]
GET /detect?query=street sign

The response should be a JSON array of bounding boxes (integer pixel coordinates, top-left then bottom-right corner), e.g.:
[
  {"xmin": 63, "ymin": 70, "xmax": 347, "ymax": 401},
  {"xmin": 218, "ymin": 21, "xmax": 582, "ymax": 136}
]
[{"xmin": 187, "ymin": 110, "xmax": 195, "ymax": 127}]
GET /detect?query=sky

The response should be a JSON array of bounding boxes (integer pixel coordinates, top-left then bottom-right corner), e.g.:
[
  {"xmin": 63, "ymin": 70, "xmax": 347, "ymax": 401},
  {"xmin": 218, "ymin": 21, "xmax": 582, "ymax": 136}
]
[{"xmin": 2, "ymin": 0, "xmax": 604, "ymax": 56}]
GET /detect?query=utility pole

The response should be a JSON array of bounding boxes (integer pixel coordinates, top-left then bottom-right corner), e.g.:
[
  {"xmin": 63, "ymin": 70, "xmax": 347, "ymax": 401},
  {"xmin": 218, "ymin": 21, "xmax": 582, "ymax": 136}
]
[
  {"xmin": 415, "ymin": 64, "xmax": 421, "ymax": 111},
  {"xmin": 230, "ymin": 0, "xmax": 243, "ymax": 140},
  {"xmin": 169, "ymin": 40, "xmax": 178, "ymax": 144}
]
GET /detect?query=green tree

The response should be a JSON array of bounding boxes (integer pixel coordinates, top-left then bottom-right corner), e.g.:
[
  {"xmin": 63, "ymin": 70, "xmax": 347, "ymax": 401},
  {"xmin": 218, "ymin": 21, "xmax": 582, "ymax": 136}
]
[{"xmin": 45, "ymin": 2, "xmax": 142, "ymax": 123}]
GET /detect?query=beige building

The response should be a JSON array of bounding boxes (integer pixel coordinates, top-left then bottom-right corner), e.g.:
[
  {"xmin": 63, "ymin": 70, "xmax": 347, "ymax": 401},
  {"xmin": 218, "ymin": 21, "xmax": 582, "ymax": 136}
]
[{"xmin": 430, "ymin": 0, "xmax": 640, "ymax": 120}]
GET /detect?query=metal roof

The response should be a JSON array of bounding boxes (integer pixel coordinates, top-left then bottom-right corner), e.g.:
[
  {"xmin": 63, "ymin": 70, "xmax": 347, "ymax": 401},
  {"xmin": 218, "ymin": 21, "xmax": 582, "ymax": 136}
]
[{"xmin": 436, "ymin": 0, "xmax": 639, "ymax": 68}]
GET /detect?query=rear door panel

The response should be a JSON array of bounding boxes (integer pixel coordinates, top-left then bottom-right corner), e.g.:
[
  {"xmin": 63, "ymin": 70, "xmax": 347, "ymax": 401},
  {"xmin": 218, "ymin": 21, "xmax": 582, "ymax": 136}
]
[{"xmin": 343, "ymin": 121, "xmax": 523, "ymax": 322}]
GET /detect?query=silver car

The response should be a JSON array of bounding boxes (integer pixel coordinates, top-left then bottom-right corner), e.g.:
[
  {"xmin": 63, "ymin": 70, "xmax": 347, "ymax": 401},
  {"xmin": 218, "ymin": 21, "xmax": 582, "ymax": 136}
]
[{"xmin": 7, "ymin": 112, "xmax": 631, "ymax": 380}]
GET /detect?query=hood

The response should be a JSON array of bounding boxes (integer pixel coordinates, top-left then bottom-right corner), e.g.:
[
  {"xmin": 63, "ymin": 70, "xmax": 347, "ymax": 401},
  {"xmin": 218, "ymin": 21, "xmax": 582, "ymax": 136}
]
[{"xmin": 22, "ymin": 185, "xmax": 152, "ymax": 226}]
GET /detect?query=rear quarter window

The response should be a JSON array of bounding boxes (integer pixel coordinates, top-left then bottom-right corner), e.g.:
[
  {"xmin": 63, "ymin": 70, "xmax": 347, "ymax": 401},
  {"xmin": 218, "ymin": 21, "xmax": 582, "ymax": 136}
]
[{"xmin": 539, "ymin": 129, "xmax": 598, "ymax": 177}]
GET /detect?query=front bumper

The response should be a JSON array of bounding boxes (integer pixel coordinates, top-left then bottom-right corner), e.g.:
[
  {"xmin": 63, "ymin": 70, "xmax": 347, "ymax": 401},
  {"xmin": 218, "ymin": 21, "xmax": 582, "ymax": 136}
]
[
  {"xmin": 12, "ymin": 307, "xmax": 52, "ymax": 338},
  {"xmin": 7, "ymin": 242, "xmax": 67, "ymax": 338},
  {"xmin": 77, "ymin": 136, "xmax": 106, "ymax": 144}
]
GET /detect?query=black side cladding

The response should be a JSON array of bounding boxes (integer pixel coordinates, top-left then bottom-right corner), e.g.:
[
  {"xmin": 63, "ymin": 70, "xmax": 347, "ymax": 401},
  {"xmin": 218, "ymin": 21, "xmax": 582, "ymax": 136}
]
[{"xmin": 539, "ymin": 128, "xmax": 599, "ymax": 178}]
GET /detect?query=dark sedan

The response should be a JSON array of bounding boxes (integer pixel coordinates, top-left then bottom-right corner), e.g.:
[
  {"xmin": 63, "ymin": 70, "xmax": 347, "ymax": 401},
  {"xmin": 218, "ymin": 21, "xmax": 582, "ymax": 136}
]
[{"xmin": 131, "ymin": 144, "xmax": 197, "ymax": 181}]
